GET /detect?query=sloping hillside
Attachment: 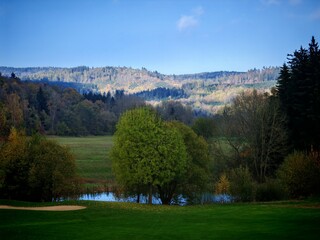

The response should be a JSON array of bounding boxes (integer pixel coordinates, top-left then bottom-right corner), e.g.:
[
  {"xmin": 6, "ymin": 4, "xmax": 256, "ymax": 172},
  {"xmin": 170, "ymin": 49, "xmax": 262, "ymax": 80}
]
[{"xmin": 0, "ymin": 66, "xmax": 280, "ymax": 114}]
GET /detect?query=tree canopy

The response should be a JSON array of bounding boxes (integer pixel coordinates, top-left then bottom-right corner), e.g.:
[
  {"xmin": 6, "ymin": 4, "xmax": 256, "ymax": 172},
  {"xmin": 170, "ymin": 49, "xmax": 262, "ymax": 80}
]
[
  {"xmin": 0, "ymin": 128, "xmax": 78, "ymax": 201},
  {"xmin": 111, "ymin": 108, "xmax": 187, "ymax": 204}
]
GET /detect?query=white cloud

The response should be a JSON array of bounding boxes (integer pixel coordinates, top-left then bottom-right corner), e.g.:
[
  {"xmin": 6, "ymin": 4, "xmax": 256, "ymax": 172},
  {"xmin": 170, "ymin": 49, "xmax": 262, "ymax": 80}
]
[
  {"xmin": 177, "ymin": 6, "xmax": 204, "ymax": 32},
  {"xmin": 193, "ymin": 6, "xmax": 204, "ymax": 16},
  {"xmin": 177, "ymin": 15, "xmax": 198, "ymax": 31}
]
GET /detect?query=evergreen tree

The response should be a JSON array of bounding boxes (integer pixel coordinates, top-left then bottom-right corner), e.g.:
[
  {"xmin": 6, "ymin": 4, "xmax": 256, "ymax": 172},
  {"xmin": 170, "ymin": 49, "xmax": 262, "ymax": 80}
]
[{"xmin": 277, "ymin": 36, "xmax": 320, "ymax": 151}]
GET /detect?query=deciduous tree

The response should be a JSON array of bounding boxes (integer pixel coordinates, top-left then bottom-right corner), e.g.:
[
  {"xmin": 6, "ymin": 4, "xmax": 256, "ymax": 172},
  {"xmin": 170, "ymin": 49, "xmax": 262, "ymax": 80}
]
[{"xmin": 111, "ymin": 108, "xmax": 187, "ymax": 204}]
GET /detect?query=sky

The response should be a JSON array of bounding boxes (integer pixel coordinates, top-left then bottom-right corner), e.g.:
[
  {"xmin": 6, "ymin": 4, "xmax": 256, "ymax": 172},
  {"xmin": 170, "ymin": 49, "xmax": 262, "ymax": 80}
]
[{"xmin": 0, "ymin": 0, "xmax": 319, "ymax": 74}]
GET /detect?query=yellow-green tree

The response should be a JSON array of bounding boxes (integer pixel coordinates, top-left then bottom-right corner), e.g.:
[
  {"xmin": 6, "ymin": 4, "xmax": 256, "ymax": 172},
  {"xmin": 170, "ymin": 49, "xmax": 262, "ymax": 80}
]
[
  {"xmin": 111, "ymin": 107, "xmax": 187, "ymax": 204},
  {"xmin": 215, "ymin": 173, "xmax": 230, "ymax": 195},
  {"xmin": 167, "ymin": 121, "xmax": 211, "ymax": 203}
]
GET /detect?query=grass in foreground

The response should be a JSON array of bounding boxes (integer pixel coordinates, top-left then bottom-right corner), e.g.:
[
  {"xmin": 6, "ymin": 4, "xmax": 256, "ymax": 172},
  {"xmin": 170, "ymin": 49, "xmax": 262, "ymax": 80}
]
[{"xmin": 1, "ymin": 200, "xmax": 320, "ymax": 240}]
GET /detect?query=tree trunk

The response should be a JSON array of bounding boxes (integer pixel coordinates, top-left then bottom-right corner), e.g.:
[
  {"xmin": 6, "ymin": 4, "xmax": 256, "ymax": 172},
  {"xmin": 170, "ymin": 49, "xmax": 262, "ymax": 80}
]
[
  {"xmin": 148, "ymin": 184, "xmax": 152, "ymax": 204},
  {"xmin": 136, "ymin": 193, "xmax": 140, "ymax": 203}
]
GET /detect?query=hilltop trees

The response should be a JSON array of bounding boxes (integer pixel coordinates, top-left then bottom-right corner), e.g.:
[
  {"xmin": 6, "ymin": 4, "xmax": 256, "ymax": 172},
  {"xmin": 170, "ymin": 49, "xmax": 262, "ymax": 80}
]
[
  {"xmin": 277, "ymin": 36, "xmax": 320, "ymax": 151},
  {"xmin": 0, "ymin": 75, "xmax": 145, "ymax": 138}
]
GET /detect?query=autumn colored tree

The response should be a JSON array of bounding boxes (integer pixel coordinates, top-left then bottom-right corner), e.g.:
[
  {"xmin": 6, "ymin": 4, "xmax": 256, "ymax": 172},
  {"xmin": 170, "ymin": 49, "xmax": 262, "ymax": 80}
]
[
  {"xmin": 0, "ymin": 128, "xmax": 29, "ymax": 200},
  {"xmin": 277, "ymin": 151, "xmax": 320, "ymax": 198},
  {"xmin": 0, "ymin": 128, "xmax": 78, "ymax": 201}
]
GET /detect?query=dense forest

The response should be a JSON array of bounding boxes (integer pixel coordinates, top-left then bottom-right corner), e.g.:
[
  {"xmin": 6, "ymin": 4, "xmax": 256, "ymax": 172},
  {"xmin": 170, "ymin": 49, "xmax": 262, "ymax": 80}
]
[
  {"xmin": 0, "ymin": 66, "xmax": 280, "ymax": 114},
  {"xmin": 0, "ymin": 75, "xmax": 196, "ymax": 137},
  {"xmin": 0, "ymin": 75, "xmax": 144, "ymax": 136}
]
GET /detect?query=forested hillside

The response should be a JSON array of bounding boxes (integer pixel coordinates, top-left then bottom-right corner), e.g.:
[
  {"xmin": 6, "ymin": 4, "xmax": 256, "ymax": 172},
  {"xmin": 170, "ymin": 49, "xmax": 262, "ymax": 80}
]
[
  {"xmin": 0, "ymin": 66, "xmax": 280, "ymax": 114},
  {"xmin": 0, "ymin": 75, "xmax": 144, "ymax": 136}
]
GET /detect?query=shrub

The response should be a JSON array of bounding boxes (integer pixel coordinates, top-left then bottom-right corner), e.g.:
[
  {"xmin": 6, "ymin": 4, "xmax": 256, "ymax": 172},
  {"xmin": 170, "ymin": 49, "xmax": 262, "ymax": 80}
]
[
  {"xmin": 255, "ymin": 179, "xmax": 286, "ymax": 202},
  {"xmin": 0, "ymin": 129, "xmax": 79, "ymax": 201},
  {"xmin": 215, "ymin": 173, "xmax": 230, "ymax": 195},
  {"xmin": 229, "ymin": 166, "xmax": 255, "ymax": 202},
  {"xmin": 277, "ymin": 151, "xmax": 320, "ymax": 198}
]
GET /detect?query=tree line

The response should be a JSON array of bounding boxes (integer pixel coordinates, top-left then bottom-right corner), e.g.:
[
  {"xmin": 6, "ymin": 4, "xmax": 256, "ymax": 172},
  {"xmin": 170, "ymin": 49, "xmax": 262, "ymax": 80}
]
[
  {"xmin": 1, "ymin": 37, "xmax": 319, "ymax": 203},
  {"xmin": 112, "ymin": 37, "xmax": 320, "ymax": 204},
  {"xmin": 0, "ymin": 75, "xmax": 197, "ymax": 139}
]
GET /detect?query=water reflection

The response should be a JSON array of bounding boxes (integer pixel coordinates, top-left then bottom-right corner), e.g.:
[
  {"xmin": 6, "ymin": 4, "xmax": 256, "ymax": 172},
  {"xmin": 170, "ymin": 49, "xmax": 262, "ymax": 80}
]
[
  {"xmin": 78, "ymin": 192, "xmax": 233, "ymax": 205},
  {"xmin": 79, "ymin": 192, "xmax": 162, "ymax": 204}
]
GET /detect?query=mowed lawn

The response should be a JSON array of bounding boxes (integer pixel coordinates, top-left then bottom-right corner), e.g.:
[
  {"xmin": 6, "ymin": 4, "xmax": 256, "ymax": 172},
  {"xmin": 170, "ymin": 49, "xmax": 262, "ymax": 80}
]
[
  {"xmin": 49, "ymin": 136, "xmax": 113, "ymax": 182},
  {"xmin": 1, "ymin": 200, "xmax": 320, "ymax": 240}
]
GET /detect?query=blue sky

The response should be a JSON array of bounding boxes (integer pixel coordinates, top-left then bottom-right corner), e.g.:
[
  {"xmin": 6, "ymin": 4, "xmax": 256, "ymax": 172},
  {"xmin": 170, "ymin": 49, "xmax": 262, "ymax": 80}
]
[{"xmin": 1, "ymin": 0, "xmax": 319, "ymax": 74}]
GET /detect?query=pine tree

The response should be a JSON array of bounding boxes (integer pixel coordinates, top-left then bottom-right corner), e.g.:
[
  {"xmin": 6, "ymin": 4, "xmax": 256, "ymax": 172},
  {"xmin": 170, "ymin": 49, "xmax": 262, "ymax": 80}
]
[{"xmin": 277, "ymin": 36, "xmax": 320, "ymax": 151}]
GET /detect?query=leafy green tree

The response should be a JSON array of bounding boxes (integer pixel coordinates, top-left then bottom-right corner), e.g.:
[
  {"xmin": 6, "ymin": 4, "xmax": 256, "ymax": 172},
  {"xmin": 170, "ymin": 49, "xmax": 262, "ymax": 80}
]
[
  {"xmin": 28, "ymin": 135, "xmax": 78, "ymax": 201},
  {"xmin": 192, "ymin": 117, "xmax": 215, "ymax": 140},
  {"xmin": 111, "ymin": 108, "xmax": 187, "ymax": 204},
  {"xmin": 167, "ymin": 121, "xmax": 211, "ymax": 203}
]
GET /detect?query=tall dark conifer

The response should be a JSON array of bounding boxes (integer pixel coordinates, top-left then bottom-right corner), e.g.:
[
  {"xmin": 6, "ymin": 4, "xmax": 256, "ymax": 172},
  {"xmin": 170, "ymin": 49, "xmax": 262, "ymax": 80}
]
[
  {"xmin": 277, "ymin": 36, "xmax": 320, "ymax": 151},
  {"xmin": 36, "ymin": 87, "xmax": 48, "ymax": 114}
]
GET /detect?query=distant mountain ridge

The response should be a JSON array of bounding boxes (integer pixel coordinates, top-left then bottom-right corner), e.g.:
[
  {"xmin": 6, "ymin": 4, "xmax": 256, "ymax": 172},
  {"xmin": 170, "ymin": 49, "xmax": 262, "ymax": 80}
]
[{"xmin": 0, "ymin": 66, "xmax": 280, "ymax": 114}]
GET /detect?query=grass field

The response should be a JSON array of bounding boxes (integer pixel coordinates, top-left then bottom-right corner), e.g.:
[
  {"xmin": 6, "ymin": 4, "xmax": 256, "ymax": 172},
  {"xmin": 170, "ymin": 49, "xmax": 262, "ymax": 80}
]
[
  {"xmin": 49, "ymin": 136, "xmax": 114, "ymax": 190},
  {"xmin": 1, "ymin": 200, "xmax": 320, "ymax": 239}
]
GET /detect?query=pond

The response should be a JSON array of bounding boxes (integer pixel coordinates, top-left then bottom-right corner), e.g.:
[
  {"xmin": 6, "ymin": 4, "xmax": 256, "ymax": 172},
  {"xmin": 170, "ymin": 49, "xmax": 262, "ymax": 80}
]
[{"xmin": 77, "ymin": 192, "xmax": 233, "ymax": 205}]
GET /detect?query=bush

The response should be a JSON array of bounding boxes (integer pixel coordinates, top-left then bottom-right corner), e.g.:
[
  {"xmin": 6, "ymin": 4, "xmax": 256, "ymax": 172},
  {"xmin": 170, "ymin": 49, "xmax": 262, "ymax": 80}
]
[
  {"xmin": 215, "ymin": 173, "xmax": 230, "ymax": 195},
  {"xmin": 0, "ymin": 128, "xmax": 79, "ymax": 201},
  {"xmin": 229, "ymin": 166, "xmax": 255, "ymax": 202},
  {"xmin": 255, "ymin": 179, "xmax": 286, "ymax": 202},
  {"xmin": 277, "ymin": 151, "xmax": 320, "ymax": 198}
]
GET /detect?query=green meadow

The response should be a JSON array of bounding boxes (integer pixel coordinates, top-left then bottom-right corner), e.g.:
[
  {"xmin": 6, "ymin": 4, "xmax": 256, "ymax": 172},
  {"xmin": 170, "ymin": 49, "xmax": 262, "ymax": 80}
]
[
  {"xmin": 1, "ymin": 200, "xmax": 320, "ymax": 240},
  {"xmin": 50, "ymin": 136, "xmax": 113, "ymax": 180},
  {"xmin": 1, "ymin": 136, "xmax": 320, "ymax": 239}
]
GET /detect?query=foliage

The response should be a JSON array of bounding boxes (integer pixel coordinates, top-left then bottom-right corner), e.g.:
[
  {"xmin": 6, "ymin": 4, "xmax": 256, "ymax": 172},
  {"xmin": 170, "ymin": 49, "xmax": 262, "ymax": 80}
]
[
  {"xmin": 255, "ymin": 179, "xmax": 286, "ymax": 202},
  {"xmin": 214, "ymin": 173, "xmax": 230, "ymax": 195},
  {"xmin": 0, "ymin": 128, "xmax": 78, "ymax": 201},
  {"xmin": 0, "ymin": 128, "xmax": 29, "ymax": 200},
  {"xmin": 157, "ymin": 101, "xmax": 194, "ymax": 125},
  {"xmin": 134, "ymin": 87, "xmax": 187, "ymax": 101},
  {"xmin": 277, "ymin": 36, "xmax": 320, "ymax": 151},
  {"xmin": 28, "ymin": 135, "xmax": 79, "ymax": 201},
  {"xmin": 111, "ymin": 108, "xmax": 187, "ymax": 204},
  {"xmin": 277, "ymin": 151, "xmax": 320, "ymax": 198},
  {"xmin": 228, "ymin": 166, "xmax": 255, "ymax": 202},
  {"xmin": 167, "ymin": 121, "xmax": 211, "ymax": 203},
  {"xmin": 0, "ymin": 75, "xmax": 144, "ymax": 137},
  {"xmin": 192, "ymin": 117, "xmax": 216, "ymax": 140}
]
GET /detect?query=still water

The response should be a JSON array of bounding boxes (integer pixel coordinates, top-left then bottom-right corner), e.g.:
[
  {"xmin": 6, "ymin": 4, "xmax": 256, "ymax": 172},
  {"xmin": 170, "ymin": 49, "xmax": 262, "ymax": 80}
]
[{"xmin": 78, "ymin": 192, "xmax": 233, "ymax": 205}]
